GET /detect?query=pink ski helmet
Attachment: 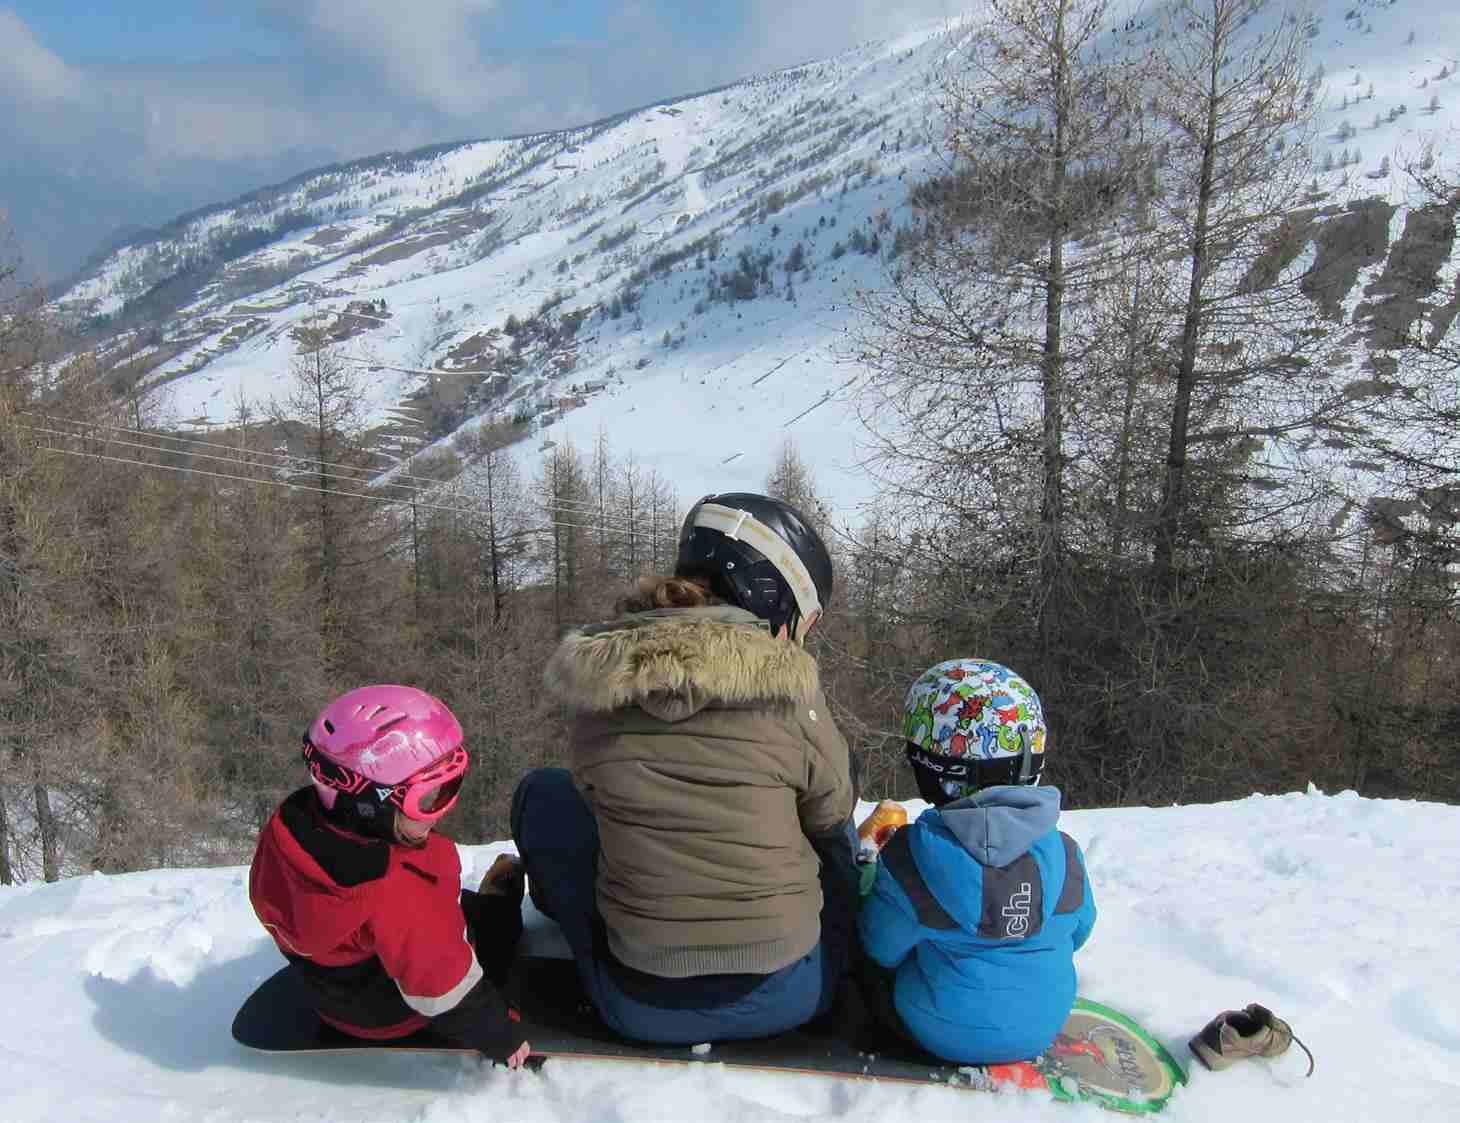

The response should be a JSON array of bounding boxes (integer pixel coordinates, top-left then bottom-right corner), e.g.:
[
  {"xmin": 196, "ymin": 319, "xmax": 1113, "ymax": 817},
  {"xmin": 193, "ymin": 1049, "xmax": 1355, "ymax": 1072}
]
[{"xmin": 303, "ymin": 685, "xmax": 468, "ymax": 827}]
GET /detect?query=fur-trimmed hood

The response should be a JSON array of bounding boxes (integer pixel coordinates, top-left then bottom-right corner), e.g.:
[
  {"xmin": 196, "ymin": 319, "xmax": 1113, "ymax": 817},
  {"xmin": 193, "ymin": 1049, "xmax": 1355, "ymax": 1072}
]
[{"xmin": 543, "ymin": 605, "xmax": 820, "ymax": 722}]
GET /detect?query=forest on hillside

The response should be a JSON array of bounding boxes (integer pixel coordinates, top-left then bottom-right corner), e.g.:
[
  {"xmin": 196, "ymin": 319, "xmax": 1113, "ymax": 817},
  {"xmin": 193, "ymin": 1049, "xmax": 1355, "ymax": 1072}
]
[{"xmin": 2, "ymin": 0, "xmax": 1458, "ymax": 883}]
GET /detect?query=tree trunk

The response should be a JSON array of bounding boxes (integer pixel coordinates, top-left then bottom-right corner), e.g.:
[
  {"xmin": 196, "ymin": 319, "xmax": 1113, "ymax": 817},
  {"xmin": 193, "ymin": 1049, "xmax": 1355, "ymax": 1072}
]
[
  {"xmin": 485, "ymin": 487, "xmax": 504, "ymax": 628},
  {"xmin": 314, "ymin": 355, "xmax": 338, "ymax": 651},
  {"xmin": 410, "ymin": 495, "xmax": 422, "ymax": 620},
  {"xmin": 1154, "ymin": 36, "xmax": 1221, "ymax": 589},
  {"xmin": 0, "ymin": 787, "xmax": 12, "ymax": 885},
  {"xmin": 863, "ymin": 523, "xmax": 883, "ymax": 694},
  {"xmin": 1111, "ymin": 271, "xmax": 1144, "ymax": 563},
  {"xmin": 551, "ymin": 505, "xmax": 563, "ymax": 635},
  {"xmin": 1039, "ymin": 1, "xmax": 1071, "ymax": 660},
  {"xmin": 34, "ymin": 781, "xmax": 59, "ymax": 882},
  {"xmin": 92, "ymin": 778, "xmax": 130, "ymax": 875}
]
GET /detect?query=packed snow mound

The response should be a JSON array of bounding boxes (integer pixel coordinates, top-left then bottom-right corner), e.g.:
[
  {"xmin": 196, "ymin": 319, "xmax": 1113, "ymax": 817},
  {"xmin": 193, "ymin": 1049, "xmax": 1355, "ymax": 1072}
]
[{"xmin": 1, "ymin": 789, "xmax": 1456, "ymax": 1122}]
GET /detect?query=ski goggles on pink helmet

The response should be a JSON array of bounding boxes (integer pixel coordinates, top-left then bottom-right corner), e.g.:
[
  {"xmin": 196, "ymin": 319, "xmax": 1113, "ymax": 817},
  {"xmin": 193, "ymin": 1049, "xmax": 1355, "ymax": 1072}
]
[{"xmin": 302, "ymin": 739, "xmax": 470, "ymax": 824}]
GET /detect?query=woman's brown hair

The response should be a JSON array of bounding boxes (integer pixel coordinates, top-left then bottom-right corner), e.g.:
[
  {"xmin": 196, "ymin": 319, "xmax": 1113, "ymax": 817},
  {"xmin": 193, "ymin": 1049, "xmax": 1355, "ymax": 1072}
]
[{"xmin": 615, "ymin": 574, "xmax": 724, "ymax": 615}]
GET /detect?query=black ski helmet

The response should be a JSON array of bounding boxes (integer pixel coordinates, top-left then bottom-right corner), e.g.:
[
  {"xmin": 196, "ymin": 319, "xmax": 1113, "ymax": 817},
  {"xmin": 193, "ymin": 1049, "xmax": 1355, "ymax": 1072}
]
[{"xmin": 676, "ymin": 492, "xmax": 833, "ymax": 639}]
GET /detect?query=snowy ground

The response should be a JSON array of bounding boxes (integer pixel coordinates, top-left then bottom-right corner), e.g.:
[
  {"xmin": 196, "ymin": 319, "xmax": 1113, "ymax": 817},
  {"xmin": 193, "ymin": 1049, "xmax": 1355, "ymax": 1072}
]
[{"xmin": 1, "ymin": 789, "xmax": 1455, "ymax": 1122}]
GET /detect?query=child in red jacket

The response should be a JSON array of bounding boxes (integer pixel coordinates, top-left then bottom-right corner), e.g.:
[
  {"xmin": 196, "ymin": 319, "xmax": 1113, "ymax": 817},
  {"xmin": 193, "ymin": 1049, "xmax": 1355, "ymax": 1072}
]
[{"xmin": 249, "ymin": 684, "xmax": 530, "ymax": 1067}]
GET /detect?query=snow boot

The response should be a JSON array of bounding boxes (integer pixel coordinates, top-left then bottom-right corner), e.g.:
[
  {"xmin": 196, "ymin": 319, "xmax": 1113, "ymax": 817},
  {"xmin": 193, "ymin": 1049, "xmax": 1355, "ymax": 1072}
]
[{"xmin": 1188, "ymin": 1003, "xmax": 1313, "ymax": 1076}]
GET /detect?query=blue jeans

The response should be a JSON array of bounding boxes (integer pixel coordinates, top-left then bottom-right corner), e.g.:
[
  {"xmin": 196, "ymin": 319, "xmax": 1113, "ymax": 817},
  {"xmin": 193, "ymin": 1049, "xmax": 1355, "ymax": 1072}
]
[{"xmin": 511, "ymin": 767, "xmax": 852, "ymax": 1045}]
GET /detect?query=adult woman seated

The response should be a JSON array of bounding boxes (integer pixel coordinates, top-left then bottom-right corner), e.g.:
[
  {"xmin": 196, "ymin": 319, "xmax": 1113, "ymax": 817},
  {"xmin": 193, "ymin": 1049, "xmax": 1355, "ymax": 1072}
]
[{"xmin": 512, "ymin": 492, "xmax": 859, "ymax": 1044}]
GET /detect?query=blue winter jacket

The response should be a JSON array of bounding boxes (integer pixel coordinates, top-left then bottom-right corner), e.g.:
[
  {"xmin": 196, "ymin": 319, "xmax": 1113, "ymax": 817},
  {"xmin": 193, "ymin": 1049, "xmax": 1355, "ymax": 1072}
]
[{"xmin": 858, "ymin": 786, "xmax": 1095, "ymax": 1064}]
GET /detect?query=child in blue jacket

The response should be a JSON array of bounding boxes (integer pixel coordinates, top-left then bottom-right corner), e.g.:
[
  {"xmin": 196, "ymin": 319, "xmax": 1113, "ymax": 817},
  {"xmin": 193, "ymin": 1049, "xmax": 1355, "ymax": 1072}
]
[{"xmin": 858, "ymin": 659, "xmax": 1095, "ymax": 1064}]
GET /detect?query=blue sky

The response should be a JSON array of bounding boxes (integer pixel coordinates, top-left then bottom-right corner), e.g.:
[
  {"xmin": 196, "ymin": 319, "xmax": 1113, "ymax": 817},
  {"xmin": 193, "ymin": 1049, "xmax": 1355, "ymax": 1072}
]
[
  {"xmin": 8, "ymin": 2, "xmax": 294, "ymax": 62},
  {"xmin": 0, "ymin": 1, "xmax": 952, "ymax": 281},
  {"xmin": 7, "ymin": 1, "xmax": 747, "ymax": 63}
]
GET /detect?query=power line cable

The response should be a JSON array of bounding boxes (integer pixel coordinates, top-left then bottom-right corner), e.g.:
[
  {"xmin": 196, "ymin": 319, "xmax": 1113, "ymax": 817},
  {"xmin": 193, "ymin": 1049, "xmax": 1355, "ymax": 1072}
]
[
  {"xmin": 39, "ymin": 445, "xmax": 655, "ymax": 546},
  {"xmin": 19, "ymin": 423, "xmax": 428, "ymax": 499},
  {"xmin": 23, "ymin": 410, "xmax": 450, "ymax": 491},
  {"xmin": 28, "ymin": 419, "xmax": 649, "ymax": 532}
]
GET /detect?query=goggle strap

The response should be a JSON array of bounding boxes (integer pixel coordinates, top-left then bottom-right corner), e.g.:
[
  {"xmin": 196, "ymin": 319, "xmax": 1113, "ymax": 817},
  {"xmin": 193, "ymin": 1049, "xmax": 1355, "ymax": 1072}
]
[
  {"xmin": 302, "ymin": 740, "xmax": 377, "ymax": 799},
  {"xmin": 907, "ymin": 743, "xmax": 1043, "ymax": 788},
  {"xmin": 692, "ymin": 503, "xmax": 821, "ymax": 629},
  {"xmin": 304, "ymin": 740, "xmax": 467, "ymax": 814}
]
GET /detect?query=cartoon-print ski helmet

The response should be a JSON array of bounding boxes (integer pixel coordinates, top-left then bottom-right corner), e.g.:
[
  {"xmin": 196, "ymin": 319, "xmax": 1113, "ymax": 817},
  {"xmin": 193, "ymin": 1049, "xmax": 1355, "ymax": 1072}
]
[{"xmin": 902, "ymin": 659, "xmax": 1046, "ymax": 804}]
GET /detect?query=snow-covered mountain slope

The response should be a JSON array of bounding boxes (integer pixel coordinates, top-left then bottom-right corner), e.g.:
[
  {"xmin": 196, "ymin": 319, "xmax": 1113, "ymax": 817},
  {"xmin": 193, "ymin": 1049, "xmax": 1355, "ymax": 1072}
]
[
  {"xmin": 48, "ymin": 3, "xmax": 1460, "ymax": 516},
  {"xmin": 1, "ymin": 790, "xmax": 1455, "ymax": 1123}
]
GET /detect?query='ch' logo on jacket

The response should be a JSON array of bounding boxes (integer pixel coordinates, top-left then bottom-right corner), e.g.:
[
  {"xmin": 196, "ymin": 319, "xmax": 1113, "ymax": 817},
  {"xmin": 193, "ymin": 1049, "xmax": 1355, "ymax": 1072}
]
[
  {"xmin": 977, "ymin": 856, "xmax": 1045, "ymax": 940},
  {"xmin": 1002, "ymin": 882, "xmax": 1032, "ymax": 937}
]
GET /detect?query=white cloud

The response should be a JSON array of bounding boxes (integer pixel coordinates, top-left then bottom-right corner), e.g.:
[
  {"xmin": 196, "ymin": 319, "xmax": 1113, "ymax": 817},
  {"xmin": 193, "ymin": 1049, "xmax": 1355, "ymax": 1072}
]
[
  {"xmin": 0, "ymin": 8, "xmax": 85, "ymax": 103},
  {"xmin": 0, "ymin": 1, "xmax": 961, "ymax": 188},
  {"xmin": 739, "ymin": 0, "xmax": 958, "ymax": 70},
  {"xmin": 117, "ymin": 66, "xmax": 416, "ymax": 164},
  {"xmin": 292, "ymin": 0, "xmax": 520, "ymax": 116},
  {"xmin": 0, "ymin": 0, "xmax": 967, "ymax": 280}
]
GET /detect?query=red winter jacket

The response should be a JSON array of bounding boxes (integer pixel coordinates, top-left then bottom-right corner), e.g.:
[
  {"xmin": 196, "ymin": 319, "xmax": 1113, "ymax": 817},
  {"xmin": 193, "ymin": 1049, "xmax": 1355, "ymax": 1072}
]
[{"xmin": 249, "ymin": 787, "xmax": 525, "ymax": 1059}]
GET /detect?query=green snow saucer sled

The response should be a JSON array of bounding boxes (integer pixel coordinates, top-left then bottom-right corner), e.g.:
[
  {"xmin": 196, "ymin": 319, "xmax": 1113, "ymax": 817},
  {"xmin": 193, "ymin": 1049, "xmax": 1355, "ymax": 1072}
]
[
  {"xmin": 978, "ymin": 997, "xmax": 1188, "ymax": 1113},
  {"xmin": 233, "ymin": 958, "xmax": 1187, "ymax": 1113}
]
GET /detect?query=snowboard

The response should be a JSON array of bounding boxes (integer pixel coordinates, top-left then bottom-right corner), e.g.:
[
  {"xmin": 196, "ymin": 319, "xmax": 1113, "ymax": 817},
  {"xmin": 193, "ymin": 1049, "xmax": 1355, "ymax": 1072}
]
[{"xmin": 232, "ymin": 956, "xmax": 1187, "ymax": 1114}]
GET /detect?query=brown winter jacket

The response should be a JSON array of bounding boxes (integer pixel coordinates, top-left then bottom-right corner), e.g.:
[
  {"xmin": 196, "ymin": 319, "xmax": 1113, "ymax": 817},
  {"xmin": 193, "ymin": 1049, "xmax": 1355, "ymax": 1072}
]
[{"xmin": 542, "ymin": 605, "xmax": 856, "ymax": 978}]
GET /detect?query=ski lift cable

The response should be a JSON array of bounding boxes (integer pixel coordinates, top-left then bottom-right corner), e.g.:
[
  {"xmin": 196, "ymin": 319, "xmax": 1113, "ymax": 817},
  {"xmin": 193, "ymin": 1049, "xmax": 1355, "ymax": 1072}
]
[
  {"xmin": 26, "ymin": 418, "xmax": 654, "ymax": 533},
  {"xmin": 24, "ymin": 408, "xmax": 430, "ymax": 481},
  {"xmin": 29, "ymin": 421, "xmax": 440, "ymax": 497},
  {"xmin": 39, "ymin": 446, "xmax": 655, "ymax": 546},
  {"xmin": 30, "ymin": 429, "xmax": 646, "ymax": 531},
  {"xmin": 19, "ymin": 424, "xmax": 430, "ymax": 499},
  {"xmin": 535, "ymin": 491, "xmax": 636, "ymax": 515},
  {"xmin": 39, "ymin": 445, "xmax": 477, "ymax": 515},
  {"xmin": 23, "ymin": 410, "xmax": 456, "ymax": 491},
  {"xmin": 530, "ymin": 483, "xmax": 665, "ymax": 515}
]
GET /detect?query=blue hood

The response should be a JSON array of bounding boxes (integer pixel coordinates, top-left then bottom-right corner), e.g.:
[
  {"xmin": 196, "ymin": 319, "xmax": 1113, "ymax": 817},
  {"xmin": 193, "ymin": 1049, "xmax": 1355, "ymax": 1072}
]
[{"xmin": 932, "ymin": 785, "xmax": 1062, "ymax": 867}]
